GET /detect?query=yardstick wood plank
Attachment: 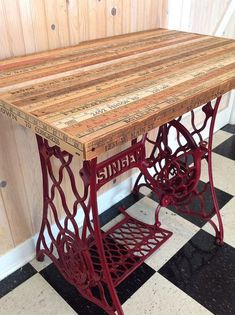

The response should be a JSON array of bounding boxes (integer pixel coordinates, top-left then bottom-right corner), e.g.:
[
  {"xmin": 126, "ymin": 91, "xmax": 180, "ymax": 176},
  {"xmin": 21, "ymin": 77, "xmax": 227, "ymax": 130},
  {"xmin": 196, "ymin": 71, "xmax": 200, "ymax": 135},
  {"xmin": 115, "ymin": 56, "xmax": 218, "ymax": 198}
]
[{"xmin": 0, "ymin": 29, "xmax": 235, "ymax": 160}]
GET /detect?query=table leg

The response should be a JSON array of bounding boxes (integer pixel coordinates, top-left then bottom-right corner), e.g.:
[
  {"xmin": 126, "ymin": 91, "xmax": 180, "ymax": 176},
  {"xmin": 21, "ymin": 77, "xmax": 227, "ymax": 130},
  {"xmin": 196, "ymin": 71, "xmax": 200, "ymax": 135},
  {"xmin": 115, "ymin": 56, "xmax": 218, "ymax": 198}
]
[
  {"xmin": 134, "ymin": 96, "xmax": 224, "ymax": 245},
  {"xmin": 36, "ymin": 136, "xmax": 122, "ymax": 314},
  {"xmin": 35, "ymin": 135, "xmax": 172, "ymax": 314}
]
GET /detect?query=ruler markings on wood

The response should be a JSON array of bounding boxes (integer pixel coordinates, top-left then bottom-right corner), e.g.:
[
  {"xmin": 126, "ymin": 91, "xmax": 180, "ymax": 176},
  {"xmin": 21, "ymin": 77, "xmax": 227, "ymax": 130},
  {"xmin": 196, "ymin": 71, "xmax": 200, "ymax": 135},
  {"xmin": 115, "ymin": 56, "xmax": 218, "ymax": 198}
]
[
  {"xmin": 15, "ymin": 38, "xmax": 233, "ymax": 109},
  {"xmin": 1, "ymin": 37, "xmax": 229, "ymax": 94},
  {"xmin": 43, "ymin": 53, "xmax": 235, "ymax": 128},
  {"xmin": 83, "ymin": 78, "xmax": 235, "ymax": 158},
  {"xmin": 0, "ymin": 100, "xmax": 84, "ymax": 154},
  {"xmin": 0, "ymin": 29, "xmax": 234, "ymax": 159},
  {"xmin": 71, "ymin": 67, "xmax": 235, "ymax": 141},
  {"xmin": 9, "ymin": 40, "xmax": 233, "ymax": 122},
  {"xmin": 8, "ymin": 36, "xmax": 217, "ymax": 101},
  {"xmin": 41, "ymin": 45, "xmax": 234, "ymax": 115}
]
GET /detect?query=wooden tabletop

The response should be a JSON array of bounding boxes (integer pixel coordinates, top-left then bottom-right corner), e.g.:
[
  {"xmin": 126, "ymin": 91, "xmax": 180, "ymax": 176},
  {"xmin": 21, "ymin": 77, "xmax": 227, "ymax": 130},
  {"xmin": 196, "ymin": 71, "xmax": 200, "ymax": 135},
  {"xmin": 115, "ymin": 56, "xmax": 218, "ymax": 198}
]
[{"xmin": 0, "ymin": 28, "xmax": 235, "ymax": 160}]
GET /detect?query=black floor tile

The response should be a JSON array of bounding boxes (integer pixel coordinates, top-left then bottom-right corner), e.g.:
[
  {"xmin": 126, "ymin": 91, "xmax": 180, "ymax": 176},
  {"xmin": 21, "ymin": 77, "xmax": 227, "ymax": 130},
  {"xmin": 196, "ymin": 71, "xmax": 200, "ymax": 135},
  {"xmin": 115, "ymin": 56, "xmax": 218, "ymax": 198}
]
[
  {"xmin": 221, "ymin": 124, "xmax": 235, "ymax": 134},
  {"xmin": 99, "ymin": 192, "xmax": 144, "ymax": 227},
  {"xmin": 40, "ymin": 262, "xmax": 155, "ymax": 315},
  {"xmin": 41, "ymin": 263, "xmax": 106, "ymax": 315},
  {"xmin": 149, "ymin": 180, "xmax": 233, "ymax": 227},
  {"xmin": 0, "ymin": 263, "xmax": 37, "ymax": 298},
  {"xmin": 159, "ymin": 230, "xmax": 235, "ymax": 315},
  {"xmin": 213, "ymin": 135, "xmax": 235, "ymax": 161}
]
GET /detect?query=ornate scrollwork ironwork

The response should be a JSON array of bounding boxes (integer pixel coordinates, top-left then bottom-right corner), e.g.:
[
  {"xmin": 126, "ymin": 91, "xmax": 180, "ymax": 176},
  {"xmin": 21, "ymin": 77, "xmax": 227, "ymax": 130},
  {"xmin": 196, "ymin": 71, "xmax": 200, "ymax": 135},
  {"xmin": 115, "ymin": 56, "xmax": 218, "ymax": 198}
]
[{"xmin": 134, "ymin": 97, "xmax": 224, "ymax": 244}]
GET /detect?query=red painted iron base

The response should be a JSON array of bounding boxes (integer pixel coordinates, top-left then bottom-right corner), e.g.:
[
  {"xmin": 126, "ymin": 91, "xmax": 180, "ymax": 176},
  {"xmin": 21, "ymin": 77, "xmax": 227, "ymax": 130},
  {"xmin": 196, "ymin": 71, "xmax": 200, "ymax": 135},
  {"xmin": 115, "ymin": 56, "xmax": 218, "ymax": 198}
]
[
  {"xmin": 36, "ymin": 97, "xmax": 224, "ymax": 315},
  {"xmin": 133, "ymin": 96, "xmax": 224, "ymax": 246}
]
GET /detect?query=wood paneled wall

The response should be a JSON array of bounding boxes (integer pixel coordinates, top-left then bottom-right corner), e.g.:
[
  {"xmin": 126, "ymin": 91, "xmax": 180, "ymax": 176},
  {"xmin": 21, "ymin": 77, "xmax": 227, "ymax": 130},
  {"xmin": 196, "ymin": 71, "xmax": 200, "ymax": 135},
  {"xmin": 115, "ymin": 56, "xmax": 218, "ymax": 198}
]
[
  {"xmin": 0, "ymin": 0, "xmax": 168, "ymax": 60},
  {"xmin": 0, "ymin": 0, "xmax": 235, "ymax": 257}
]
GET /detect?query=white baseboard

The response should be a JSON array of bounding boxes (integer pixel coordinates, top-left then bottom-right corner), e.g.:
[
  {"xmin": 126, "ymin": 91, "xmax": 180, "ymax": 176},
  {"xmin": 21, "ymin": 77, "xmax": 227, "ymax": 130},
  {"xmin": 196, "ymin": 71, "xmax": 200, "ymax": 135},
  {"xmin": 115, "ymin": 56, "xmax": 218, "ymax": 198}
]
[
  {"xmin": 0, "ymin": 101, "xmax": 230, "ymax": 281},
  {"xmin": 0, "ymin": 238, "xmax": 36, "ymax": 281}
]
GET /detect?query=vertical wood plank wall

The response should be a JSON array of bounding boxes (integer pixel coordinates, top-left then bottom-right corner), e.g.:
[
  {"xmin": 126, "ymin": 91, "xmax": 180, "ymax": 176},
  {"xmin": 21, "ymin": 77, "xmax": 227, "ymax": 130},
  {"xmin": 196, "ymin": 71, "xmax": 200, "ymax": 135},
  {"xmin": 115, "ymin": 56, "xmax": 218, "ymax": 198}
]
[
  {"xmin": 0, "ymin": 0, "xmax": 168, "ymax": 59},
  {"xmin": 0, "ymin": 0, "xmax": 234, "ymax": 257}
]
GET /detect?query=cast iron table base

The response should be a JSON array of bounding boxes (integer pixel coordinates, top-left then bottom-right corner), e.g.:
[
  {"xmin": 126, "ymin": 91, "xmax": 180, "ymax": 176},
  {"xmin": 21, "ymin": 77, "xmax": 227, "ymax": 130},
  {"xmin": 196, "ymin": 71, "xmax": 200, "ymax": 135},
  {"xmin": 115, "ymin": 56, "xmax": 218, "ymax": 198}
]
[{"xmin": 36, "ymin": 96, "xmax": 223, "ymax": 315}]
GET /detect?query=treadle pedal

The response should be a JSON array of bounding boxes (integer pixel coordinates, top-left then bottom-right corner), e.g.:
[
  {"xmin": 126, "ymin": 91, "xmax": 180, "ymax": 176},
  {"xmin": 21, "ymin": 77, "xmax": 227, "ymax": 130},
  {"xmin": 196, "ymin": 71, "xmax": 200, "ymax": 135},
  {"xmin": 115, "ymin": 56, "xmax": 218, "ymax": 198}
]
[{"xmin": 89, "ymin": 214, "xmax": 172, "ymax": 286}]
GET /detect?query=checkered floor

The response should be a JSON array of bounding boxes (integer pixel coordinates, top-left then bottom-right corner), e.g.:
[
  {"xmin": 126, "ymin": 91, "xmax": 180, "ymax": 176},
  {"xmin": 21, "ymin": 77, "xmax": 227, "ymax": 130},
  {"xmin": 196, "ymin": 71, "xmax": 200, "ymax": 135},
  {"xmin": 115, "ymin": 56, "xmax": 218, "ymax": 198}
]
[{"xmin": 0, "ymin": 125, "xmax": 235, "ymax": 315}]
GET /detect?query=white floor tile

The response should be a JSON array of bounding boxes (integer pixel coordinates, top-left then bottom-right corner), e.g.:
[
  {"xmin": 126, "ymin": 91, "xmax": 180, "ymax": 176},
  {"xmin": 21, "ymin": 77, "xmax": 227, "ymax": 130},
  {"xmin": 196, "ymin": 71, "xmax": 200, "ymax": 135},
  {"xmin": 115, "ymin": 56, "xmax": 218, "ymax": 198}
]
[
  {"xmin": 203, "ymin": 197, "xmax": 235, "ymax": 248},
  {"xmin": 30, "ymin": 255, "xmax": 52, "ymax": 272},
  {"xmin": 138, "ymin": 186, "xmax": 152, "ymax": 196},
  {"xmin": 0, "ymin": 274, "xmax": 77, "ymax": 315},
  {"xmin": 211, "ymin": 130, "xmax": 232, "ymax": 149},
  {"xmin": 200, "ymin": 153, "xmax": 235, "ymax": 196},
  {"xmin": 122, "ymin": 272, "xmax": 212, "ymax": 315}
]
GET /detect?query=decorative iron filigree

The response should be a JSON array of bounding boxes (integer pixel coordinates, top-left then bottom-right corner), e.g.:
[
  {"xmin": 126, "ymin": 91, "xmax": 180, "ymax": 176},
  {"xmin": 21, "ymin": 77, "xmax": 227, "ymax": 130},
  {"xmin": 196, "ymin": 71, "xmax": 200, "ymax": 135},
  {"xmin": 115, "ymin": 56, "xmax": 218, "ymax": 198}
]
[{"xmin": 133, "ymin": 97, "xmax": 224, "ymax": 244}]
